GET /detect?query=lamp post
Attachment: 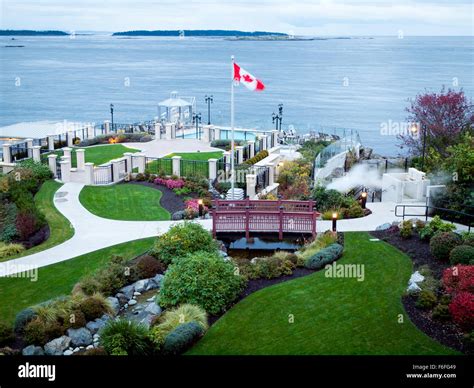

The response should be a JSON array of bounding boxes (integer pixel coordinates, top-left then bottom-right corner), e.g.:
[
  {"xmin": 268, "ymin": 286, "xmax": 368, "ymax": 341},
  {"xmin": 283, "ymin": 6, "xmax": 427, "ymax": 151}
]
[
  {"xmin": 110, "ymin": 104, "xmax": 114, "ymax": 132},
  {"xmin": 193, "ymin": 113, "xmax": 202, "ymax": 140},
  {"xmin": 421, "ymin": 123, "xmax": 427, "ymax": 172},
  {"xmin": 205, "ymin": 95, "xmax": 213, "ymax": 125},
  {"xmin": 272, "ymin": 113, "xmax": 279, "ymax": 131},
  {"xmin": 361, "ymin": 192, "xmax": 367, "ymax": 209},
  {"xmin": 278, "ymin": 103, "xmax": 283, "ymax": 131},
  {"xmin": 198, "ymin": 199, "xmax": 204, "ymax": 218},
  {"xmin": 332, "ymin": 212, "xmax": 338, "ymax": 232}
]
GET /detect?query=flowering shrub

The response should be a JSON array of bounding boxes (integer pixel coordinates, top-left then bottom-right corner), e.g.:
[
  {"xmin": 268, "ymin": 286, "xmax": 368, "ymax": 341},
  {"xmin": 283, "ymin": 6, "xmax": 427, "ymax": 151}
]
[
  {"xmin": 154, "ymin": 177, "xmax": 185, "ymax": 190},
  {"xmin": 185, "ymin": 199, "xmax": 208, "ymax": 216},
  {"xmin": 449, "ymin": 291, "xmax": 474, "ymax": 331},
  {"xmin": 442, "ymin": 265, "xmax": 474, "ymax": 294}
]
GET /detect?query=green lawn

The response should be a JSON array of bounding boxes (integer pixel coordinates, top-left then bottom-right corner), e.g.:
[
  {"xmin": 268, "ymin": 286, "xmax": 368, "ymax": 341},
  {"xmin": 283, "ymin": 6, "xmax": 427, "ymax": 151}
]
[
  {"xmin": 165, "ymin": 151, "xmax": 223, "ymax": 161},
  {"xmin": 0, "ymin": 238, "xmax": 155, "ymax": 324},
  {"xmin": 46, "ymin": 144, "xmax": 140, "ymax": 167},
  {"xmin": 79, "ymin": 184, "xmax": 170, "ymax": 221},
  {"xmin": 188, "ymin": 232, "xmax": 457, "ymax": 355},
  {"xmin": 0, "ymin": 180, "xmax": 74, "ymax": 262}
]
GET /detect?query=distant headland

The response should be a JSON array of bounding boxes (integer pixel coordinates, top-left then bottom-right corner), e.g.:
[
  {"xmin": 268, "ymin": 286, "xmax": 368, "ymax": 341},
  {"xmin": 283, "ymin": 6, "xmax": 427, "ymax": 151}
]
[
  {"xmin": 0, "ymin": 30, "xmax": 69, "ymax": 36},
  {"xmin": 112, "ymin": 30, "xmax": 287, "ymax": 37}
]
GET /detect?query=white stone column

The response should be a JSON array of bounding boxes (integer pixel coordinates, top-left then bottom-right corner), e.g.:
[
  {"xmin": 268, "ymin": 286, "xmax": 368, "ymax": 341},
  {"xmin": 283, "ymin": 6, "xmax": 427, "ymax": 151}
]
[
  {"xmin": 135, "ymin": 153, "xmax": 146, "ymax": 173},
  {"xmin": 25, "ymin": 138, "xmax": 33, "ymax": 158},
  {"xmin": 48, "ymin": 154, "xmax": 58, "ymax": 178},
  {"xmin": 67, "ymin": 132, "xmax": 74, "ymax": 147},
  {"xmin": 32, "ymin": 146, "xmax": 41, "ymax": 162},
  {"xmin": 171, "ymin": 123, "xmax": 176, "ymax": 139},
  {"xmin": 154, "ymin": 121, "xmax": 161, "ymax": 139},
  {"xmin": 223, "ymin": 151, "xmax": 231, "ymax": 180},
  {"xmin": 87, "ymin": 125, "xmax": 95, "ymax": 139},
  {"xmin": 247, "ymin": 141, "xmax": 255, "ymax": 158},
  {"xmin": 202, "ymin": 125, "xmax": 212, "ymax": 143},
  {"xmin": 214, "ymin": 127, "xmax": 221, "ymax": 140},
  {"xmin": 165, "ymin": 123, "xmax": 173, "ymax": 140},
  {"xmin": 60, "ymin": 159, "xmax": 71, "ymax": 182},
  {"xmin": 208, "ymin": 158, "xmax": 218, "ymax": 180},
  {"xmin": 47, "ymin": 135, "xmax": 55, "ymax": 151},
  {"xmin": 104, "ymin": 120, "xmax": 111, "ymax": 134},
  {"xmin": 123, "ymin": 152, "xmax": 133, "ymax": 173},
  {"xmin": 62, "ymin": 147, "xmax": 72, "ymax": 161},
  {"xmin": 267, "ymin": 163, "xmax": 275, "ymax": 186},
  {"xmin": 271, "ymin": 130, "xmax": 279, "ymax": 148},
  {"xmin": 236, "ymin": 146, "xmax": 244, "ymax": 164},
  {"xmin": 2, "ymin": 144, "xmax": 11, "ymax": 163},
  {"xmin": 262, "ymin": 135, "xmax": 268, "ymax": 151},
  {"xmin": 84, "ymin": 163, "xmax": 95, "ymax": 185},
  {"xmin": 76, "ymin": 149, "xmax": 85, "ymax": 170},
  {"xmin": 246, "ymin": 174, "xmax": 256, "ymax": 199},
  {"xmin": 172, "ymin": 155, "xmax": 181, "ymax": 177},
  {"xmin": 112, "ymin": 160, "xmax": 120, "ymax": 183}
]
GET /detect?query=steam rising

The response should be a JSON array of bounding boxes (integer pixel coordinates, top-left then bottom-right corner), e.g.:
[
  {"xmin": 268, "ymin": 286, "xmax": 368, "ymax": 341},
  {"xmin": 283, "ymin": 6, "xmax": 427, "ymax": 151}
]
[{"xmin": 326, "ymin": 164, "xmax": 385, "ymax": 192}]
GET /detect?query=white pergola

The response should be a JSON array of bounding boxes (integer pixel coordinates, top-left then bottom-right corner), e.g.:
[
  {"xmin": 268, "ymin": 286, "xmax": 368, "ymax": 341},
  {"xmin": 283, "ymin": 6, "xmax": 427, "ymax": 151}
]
[{"xmin": 158, "ymin": 91, "xmax": 195, "ymax": 126}]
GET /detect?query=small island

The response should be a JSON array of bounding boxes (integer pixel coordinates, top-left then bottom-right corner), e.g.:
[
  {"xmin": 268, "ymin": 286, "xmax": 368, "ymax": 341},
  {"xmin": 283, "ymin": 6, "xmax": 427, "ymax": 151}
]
[
  {"xmin": 112, "ymin": 29, "xmax": 287, "ymax": 37},
  {"xmin": 0, "ymin": 30, "xmax": 69, "ymax": 36}
]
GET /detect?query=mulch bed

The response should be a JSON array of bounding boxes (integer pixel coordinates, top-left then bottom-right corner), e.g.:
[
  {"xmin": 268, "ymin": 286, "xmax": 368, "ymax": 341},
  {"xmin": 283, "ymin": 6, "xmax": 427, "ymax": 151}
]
[
  {"xmin": 370, "ymin": 228, "xmax": 470, "ymax": 354},
  {"xmin": 129, "ymin": 181, "xmax": 186, "ymax": 214}
]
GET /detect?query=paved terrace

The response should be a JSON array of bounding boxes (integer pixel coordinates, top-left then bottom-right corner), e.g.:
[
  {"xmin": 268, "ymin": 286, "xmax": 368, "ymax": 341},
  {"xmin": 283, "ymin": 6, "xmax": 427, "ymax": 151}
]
[
  {"xmin": 125, "ymin": 138, "xmax": 223, "ymax": 158},
  {"xmin": 0, "ymin": 182, "xmax": 468, "ymax": 277}
]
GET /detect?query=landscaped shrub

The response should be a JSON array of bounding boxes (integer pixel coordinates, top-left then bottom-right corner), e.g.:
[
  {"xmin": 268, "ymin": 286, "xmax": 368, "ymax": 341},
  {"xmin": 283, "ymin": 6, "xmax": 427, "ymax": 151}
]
[
  {"xmin": 253, "ymin": 255, "xmax": 295, "ymax": 279},
  {"xmin": 311, "ymin": 186, "xmax": 356, "ymax": 213},
  {"xmin": 0, "ymin": 202, "xmax": 18, "ymax": 242},
  {"xmin": 0, "ymin": 322, "xmax": 14, "ymax": 346},
  {"xmin": 343, "ymin": 203, "xmax": 365, "ymax": 219},
  {"xmin": 154, "ymin": 304, "xmax": 208, "ymax": 336},
  {"xmin": 80, "ymin": 347, "xmax": 108, "ymax": 356},
  {"xmin": 415, "ymin": 290, "xmax": 438, "ymax": 310},
  {"xmin": 157, "ymin": 251, "xmax": 245, "ymax": 315},
  {"xmin": 132, "ymin": 255, "xmax": 165, "ymax": 279},
  {"xmin": 449, "ymin": 291, "xmax": 474, "ymax": 331},
  {"xmin": 0, "ymin": 242, "xmax": 24, "ymax": 259},
  {"xmin": 76, "ymin": 255, "xmax": 130, "ymax": 296},
  {"xmin": 151, "ymin": 222, "xmax": 218, "ymax": 265},
  {"xmin": 135, "ymin": 173, "xmax": 146, "ymax": 181},
  {"xmin": 14, "ymin": 307, "xmax": 37, "ymax": 333},
  {"xmin": 432, "ymin": 303, "xmax": 451, "ymax": 321},
  {"xmin": 210, "ymin": 139, "xmax": 244, "ymax": 150},
  {"xmin": 100, "ymin": 320, "xmax": 151, "ymax": 356},
  {"xmin": 154, "ymin": 177, "xmax": 185, "ymax": 190},
  {"xmin": 78, "ymin": 293, "xmax": 113, "ymax": 321},
  {"xmin": 297, "ymin": 231, "xmax": 337, "ymax": 262},
  {"xmin": 449, "ymin": 245, "xmax": 474, "ymax": 265},
  {"xmin": 148, "ymin": 326, "xmax": 167, "ymax": 351},
  {"xmin": 304, "ymin": 243, "xmax": 344, "ymax": 270},
  {"xmin": 462, "ymin": 233, "xmax": 474, "ymax": 247},
  {"xmin": 429, "ymin": 232, "xmax": 462, "ymax": 261},
  {"xmin": 23, "ymin": 317, "xmax": 62, "ymax": 346},
  {"xmin": 243, "ymin": 150, "xmax": 269, "ymax": 165},
  {"xmin": 419, "ymin": 215, "xmax": 456, "ymax": 241},
  {"xmin": 162, "ymin": 321, "xmax": 204, "ymax": 356},
  {"xmin": 400, "ymin": 220, "xmax": 413, "ymax": 239},
  {"xmin": 442, "ymin": 265, "xmax": 474, "ymax": 294},
  {"xmin": 16, "ymin": 211, "xmax": 44, "ymax": 240}
]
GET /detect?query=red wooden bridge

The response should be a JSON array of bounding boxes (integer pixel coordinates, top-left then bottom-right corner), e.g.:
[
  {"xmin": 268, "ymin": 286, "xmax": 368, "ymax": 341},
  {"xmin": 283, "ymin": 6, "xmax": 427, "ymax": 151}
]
[{"xmin": 211, "ymin": 199, "xmax": 320, "ymax": 240}]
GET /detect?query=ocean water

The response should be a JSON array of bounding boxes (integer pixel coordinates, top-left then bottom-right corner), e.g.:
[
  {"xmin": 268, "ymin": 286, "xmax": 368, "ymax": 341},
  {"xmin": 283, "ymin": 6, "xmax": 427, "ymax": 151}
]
[{"xmin": 0, "ymin": 35, "xmax": 472, "ymax": 155}]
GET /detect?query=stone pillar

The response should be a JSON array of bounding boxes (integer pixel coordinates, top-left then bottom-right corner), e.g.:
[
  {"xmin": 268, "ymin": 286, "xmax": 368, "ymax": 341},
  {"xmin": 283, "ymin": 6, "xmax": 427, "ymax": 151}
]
[
  {"xmin": 267, "ymin": 163, "xmax": 275, "ymax": 186},
  {"xmin": 236, "ymin": 146, "xmax": 244, "ymax": 164},
  {"xmin": 62, "ymin": 147, "xmax": 72, "ymax": 161},
  {"xmin": 172, "ymin": 156, "xmax": 181, "ymax": 177},
  {"xmin": 246, "ymin": 174, "xmax": 256, "ymax": 199},
  {"xmin": 48, "ymin": 154, "xmax": 58, "ymax": 177},
  {"xmin": 32, "ymin": 146, "xmax": 41, "ymax": 162},
  {"xmin": 123, "ymin": 152, "xmax": 133, "ymax": 173},
  {"xmin": 84, "ymin": 163, "xmax": 95, "ymax": 185},
  {"xmin": 271, "ymin": 130, "xmax": 279, "ymax": 148},
  {"xmin": 76, "ymin": 149, "xmax": 85, "ymax": 170},
  {"xmin": 87, "ymin": 125, "xmax": 95, "ymax": 139},
  {"xmin": 25, "ymin": 138, "xmax": 33, "ymax": 158},
  {"xmin": 247, "ymin": 141, "xmax": 255, "ymax": 158},
  {"xmin": 171, "ymin": 123, "xmax": 176, "ymax": 139},
  {"xmin": 208, "ymin": 158, "xmax": 218, "ymax": 180},
  {"xmin": 111, "ymin": 160, "xmax": 121, "ymax": 183},
  {"xmin": 60, "ymin": 159, "xmax": 71, "ymax": 182},
  {"xmin": 202, "ymin": 125, "xmax": 212, "ymax": 143},
  {"xmin": 135, "ymin": 153, "xmax": 146, "ymax": 174},
  {"xmin": 47, "ymin": 135, "xmax": 55, "ymax": 151},
  {"xmin": 104, "ymin": 120, "xmax": 111, "ymax": 134},
  {"xmin": 2, "ymin": 143, "xmax": 11, "ymax": 163},
  {"xmin": 67, "ymin": 132, "xmax": 74, "ymax": 147},
  {"xmin": 214, "ymin": 127, "xmax": 221, "ymax": 140},
  {"xmin": 262, "ymin": 135, "xmax": 268, "ymax": 151},
  {"xmin": 154, "ymin": 121, "xmax": 161, "ymax": 140},
  {"xmin": 165, "ymin": 123, "xmax": 173, "ymax": 140}
]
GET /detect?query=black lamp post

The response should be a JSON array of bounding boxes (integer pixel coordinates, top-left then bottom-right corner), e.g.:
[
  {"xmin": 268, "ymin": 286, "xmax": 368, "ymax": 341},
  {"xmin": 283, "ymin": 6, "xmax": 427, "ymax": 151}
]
[
  {"xmin": 278, "ymin": 103, "xmax": 283, "ymax": 130},
  {"xmin": 193, "ymin": 112, "xmax": 202, "ymax": 140},
  {"xmin": 205, "ymin": 95, "xmax": 213, "ymax": 125},
  {"xmin": 110, "ymin": 104, "xmax": 114, "ymax": 132},
  {"xmin": 272, "ymin": 113, "xmax": 279, "ymax": 131},
  {"xmin": 421, "ymin": 123, "xmax": 427, "ymax": 172},
  {"xmin": 198, "ymin": 199, "xmax": 204, "ymax": 218},
  {"xmin": 332, "ymin": 212, "xmax": 338, "ymax": 232},
  {"xmin": 361, "ymin": 192, "xmax": 367, "ymax": 209}
]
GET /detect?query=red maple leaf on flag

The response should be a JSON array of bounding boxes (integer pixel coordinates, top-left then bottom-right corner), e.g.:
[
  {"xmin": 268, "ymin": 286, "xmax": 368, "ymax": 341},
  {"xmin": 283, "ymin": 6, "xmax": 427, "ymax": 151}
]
[{"xmin": 242, "ymin": 74, "xmax": 254, "ymax": 82}]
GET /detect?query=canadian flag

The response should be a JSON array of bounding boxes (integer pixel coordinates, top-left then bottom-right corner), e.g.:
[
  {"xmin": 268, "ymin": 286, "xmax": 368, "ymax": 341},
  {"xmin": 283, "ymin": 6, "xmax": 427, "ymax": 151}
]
[{"xmin": 233, "ymin": 62, "xmax": 265, "ymax": 91}]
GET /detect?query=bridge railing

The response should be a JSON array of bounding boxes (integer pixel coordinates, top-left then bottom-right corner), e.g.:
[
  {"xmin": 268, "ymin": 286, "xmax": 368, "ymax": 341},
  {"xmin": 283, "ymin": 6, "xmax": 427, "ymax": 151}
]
[{"xmin": 213, "ymin": 199, "xmax": 316, "ymax": 213}]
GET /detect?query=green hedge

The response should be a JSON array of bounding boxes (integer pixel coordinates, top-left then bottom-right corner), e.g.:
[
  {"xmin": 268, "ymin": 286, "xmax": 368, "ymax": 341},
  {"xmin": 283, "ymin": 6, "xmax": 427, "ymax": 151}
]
[
  {"xmin": 304, "ymin": 243, "xmax": 344, "ymax": 270},
  {"xmin": 243, "ymin": 150, "xmax": 269, "ymax": 165},
  {"xmin": 162, "ymin": 321, "xmax": 204, "ymax": 355}
]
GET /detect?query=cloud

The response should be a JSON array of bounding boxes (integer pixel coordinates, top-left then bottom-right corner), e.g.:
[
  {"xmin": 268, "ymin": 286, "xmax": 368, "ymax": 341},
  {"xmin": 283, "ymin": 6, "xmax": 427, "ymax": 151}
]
[{"xmin": 0, "ymin": 0, "xmax": 472, "ymax": 35}]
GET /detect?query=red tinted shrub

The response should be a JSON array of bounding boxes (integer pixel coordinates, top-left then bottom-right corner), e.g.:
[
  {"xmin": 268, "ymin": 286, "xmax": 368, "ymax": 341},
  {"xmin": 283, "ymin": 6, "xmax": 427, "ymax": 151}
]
[
  {"xmin": 15, "ymin": 212, "xmax": 39, "ymax": 240},
  {"xmin": 443, "ymin": 265, "xmax": 474, "ymax": 294},
  {"xmin": 449, "ymin": 291, "xmax": 474, "ymax": 331}
]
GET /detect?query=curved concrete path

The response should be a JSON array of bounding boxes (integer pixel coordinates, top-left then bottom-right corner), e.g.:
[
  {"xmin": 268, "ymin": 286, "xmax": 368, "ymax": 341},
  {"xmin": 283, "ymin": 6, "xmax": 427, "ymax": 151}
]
[{"xmin": 0, "ymin": 182, "xmax": 212, "ymax": 277}]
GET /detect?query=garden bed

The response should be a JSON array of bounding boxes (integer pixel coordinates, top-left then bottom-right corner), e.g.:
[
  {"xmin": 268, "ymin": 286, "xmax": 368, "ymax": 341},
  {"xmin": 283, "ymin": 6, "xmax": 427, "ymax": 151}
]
[
  {"xmin": 129, "ymin": 181, "xmax": 185, "ymax": 214},
  {"xmin": 370, "ymin": 228, "xmax": 470, "ymax": 354}
]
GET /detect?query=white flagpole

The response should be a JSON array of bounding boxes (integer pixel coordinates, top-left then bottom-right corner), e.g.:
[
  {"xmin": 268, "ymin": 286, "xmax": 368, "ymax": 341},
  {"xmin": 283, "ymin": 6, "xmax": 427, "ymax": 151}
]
[{"xmin": 230, "ymin": 55, "xmax": 235, "ymax": 199}]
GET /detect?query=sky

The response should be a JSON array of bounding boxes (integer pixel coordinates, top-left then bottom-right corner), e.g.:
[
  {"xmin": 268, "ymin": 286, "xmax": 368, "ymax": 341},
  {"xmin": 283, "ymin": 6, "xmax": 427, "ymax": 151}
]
[{"xmin": 0, "ymin": 0, "xmax": 472, "ymax": 36}]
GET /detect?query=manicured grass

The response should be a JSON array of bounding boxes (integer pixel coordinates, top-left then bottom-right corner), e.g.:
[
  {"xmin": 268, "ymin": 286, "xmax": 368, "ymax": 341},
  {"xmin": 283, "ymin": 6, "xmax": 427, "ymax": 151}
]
[
  {"xmin": 0, "ymin": 180, "xmax": 74, "ymax": 262},
  {"xmin": 165, "ymin": 151, "xmax": 223, "ymax": 161},
  {"xmin": 79, "ymin": 184, "xmax": 170, "ymax": 221},
  {"xmin": 188, "ymin": 232, "xmax": 458, "ymax": 355},
  {"xmin": 0, "ymin": 238, "xmax": 155, "ymax": 324},
  {"xmin": 47, "ymin": 144, "xmax": 140, "ymax": 167}
]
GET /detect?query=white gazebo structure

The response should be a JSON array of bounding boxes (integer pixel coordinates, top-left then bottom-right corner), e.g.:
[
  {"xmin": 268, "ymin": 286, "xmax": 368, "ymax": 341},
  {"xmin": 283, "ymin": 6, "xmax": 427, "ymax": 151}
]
[{"xmin": 158, "ymin": 92, "xmax": 195, "ymax": 126}]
